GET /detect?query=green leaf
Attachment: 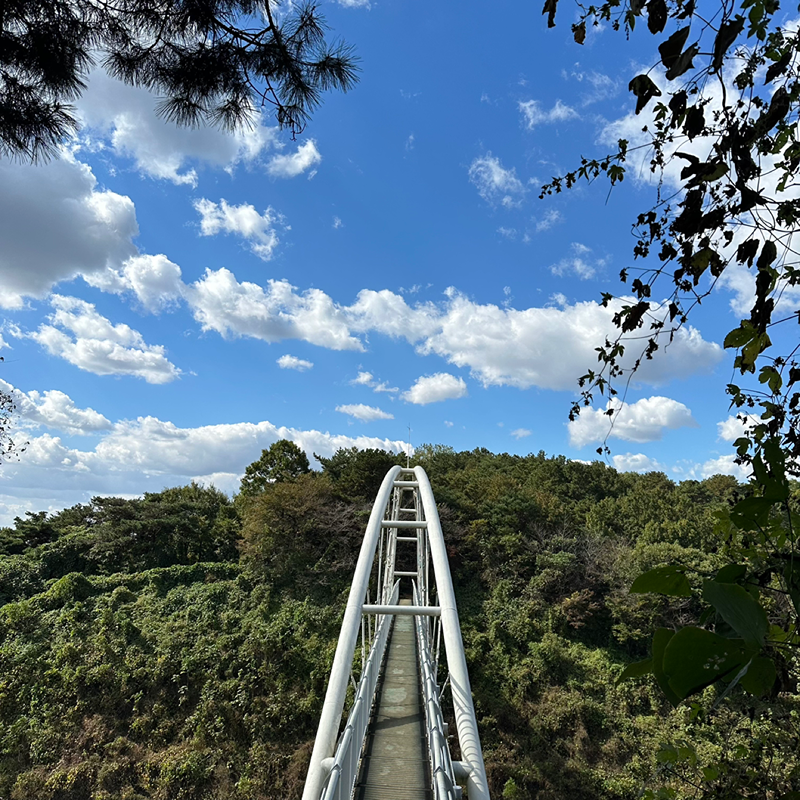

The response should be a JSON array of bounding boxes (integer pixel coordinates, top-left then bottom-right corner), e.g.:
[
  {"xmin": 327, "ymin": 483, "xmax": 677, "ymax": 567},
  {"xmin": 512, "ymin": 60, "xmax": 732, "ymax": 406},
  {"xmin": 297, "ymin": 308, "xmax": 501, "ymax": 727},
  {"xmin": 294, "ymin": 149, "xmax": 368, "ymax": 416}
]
[
  {"xmin": 652, "ymin": 628, "xmax": 681, "ymax": 706},
  {"xmin": 729, "ymin": 495, "xmax": 773, "ymax": 530},
  {"xmin": 739, "ymin": 655, "xmax": 776, "ymax": 695},
  {"xmin": 631, "ymin": 565, "xmax": 691, "ymax": 596},
  {"xmin": 723, "ymin": 325, "xmax": 755, "ymax": 349},
  {"xmin": 714, "ymin": 563, "xmax": 746, "ymax": 583},
  {"xmin": 617, "ymin": 658, "xmax": 653, "ymax": 682},
  {"xmin": 647, "ymin": 0, "xmax": 667, "ymax": 33},
  {"xmin": 662, "ymin": 627, "xmax": 749, "ymax": 700},
  {"xmin": 702, "ymin": 581, "xmax": 768, "ymax": 646}
]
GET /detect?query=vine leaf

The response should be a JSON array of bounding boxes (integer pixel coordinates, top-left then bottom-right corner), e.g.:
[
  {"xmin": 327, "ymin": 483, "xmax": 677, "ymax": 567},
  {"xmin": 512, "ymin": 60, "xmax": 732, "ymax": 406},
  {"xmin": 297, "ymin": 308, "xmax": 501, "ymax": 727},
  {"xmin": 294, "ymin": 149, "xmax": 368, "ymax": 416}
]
[{"xmin": 702, "ymin": 580, "xmax": 768, "ymax": 647}]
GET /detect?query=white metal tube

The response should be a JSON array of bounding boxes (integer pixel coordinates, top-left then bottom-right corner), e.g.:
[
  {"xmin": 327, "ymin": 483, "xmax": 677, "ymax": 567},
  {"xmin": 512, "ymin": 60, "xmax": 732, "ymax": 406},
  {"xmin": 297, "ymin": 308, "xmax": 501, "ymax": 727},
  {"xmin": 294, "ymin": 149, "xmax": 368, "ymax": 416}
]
[
  {"xmin": 362, "ymin": 604, "xmax": 441, "ymax": 616},
  {"xmin": 302, "ymin": 465, "xmax": 404, "ymax": 800},
  {"xmin": 414, "ymin": 466, "xmax": 490, "ymax": 800}
]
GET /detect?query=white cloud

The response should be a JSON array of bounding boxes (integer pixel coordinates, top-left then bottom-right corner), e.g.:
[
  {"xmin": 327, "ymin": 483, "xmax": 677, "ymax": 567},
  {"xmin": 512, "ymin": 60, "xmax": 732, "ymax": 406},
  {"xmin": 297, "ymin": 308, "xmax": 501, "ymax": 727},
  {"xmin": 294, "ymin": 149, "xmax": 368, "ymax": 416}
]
[
  {"xmin": 402, "ymin": 373, "xmax": 468, "ymax": 405},
  {"xmin": 338, "ymin": 0, "xmax": 371, "ymax": 6},
  {"xmin": 333, "ymin": 216, "xmax": 344, "ymax": 229},
  {"xmin": 0, "ymin": 153, "xmax": 138, "ymax": 306},
  {"xmin": 468, "ymin": 153, "xmax": 527, "ymax": 207},
  {"xmin": 0, "ymin": 414, "xmax": 409, "ymax": 523},
  {"xmin": 186, "ymin": 269, "xmax": 362, "ymax": 350},
  {"xmin": 0, "ymin": 380, "xmax": 111, "ymax": 435},
  {"xmin": 511, "ymin": 428, "xmax": 532, "ymax": 439},
  {"xmin": 519, "ymin": 99, "xmax": 579, "ymax": 129},
  {"xmin": 85, "ymin": 263, "xmax": 722, "ymax": 394},
  {"xmin": 419, "ymin": 291, "xmax": 722, "ymax": 390},
  {"xmin": 695, "ymin": 454, "xmax": 750, "ymax": 481},
  {"xmin": 277, "ymin": 354, "xmax": 314, "ymax": 371},
  {"xmin": 85, "ymin": 254, "xmax": 184, "ymax": 313},
  {"xmin": 717, "ymin": 414, "xmax": 756, "ymax": 442},
  {"xmin": 612, "ymin": 453, "xmax": 666, "ymax": 473},
  {"xmin": 351, "ymin": 371, "xmax": 398, "ymax": 393},
  {"xmin": 77, "ymin": 70, "xmax": 278, "ymax": 186},
  {"xmin": 26, "ymin": 295, "xmax": 181, "ymax": 384},
  {"xmin": 535, "ymin": 209, "xmax": 563, "ymax": 233},
  {"xmin": 336, "ymin": 403, "xmax": 394, "ymax": 421},
  {"xmin": 551, "ymin": 242, "xmax": 605, "ymax": 280},
  {"xmin": 266, "ymin": 140, "xmax": 322, "ymax": 178},
  {"xmin": 568, "ymin": 396, "xmax": 698, "ymax": 448},
  {"xmin": 194, "ymin": 199, "xmax": 285, "ymax": 260}
]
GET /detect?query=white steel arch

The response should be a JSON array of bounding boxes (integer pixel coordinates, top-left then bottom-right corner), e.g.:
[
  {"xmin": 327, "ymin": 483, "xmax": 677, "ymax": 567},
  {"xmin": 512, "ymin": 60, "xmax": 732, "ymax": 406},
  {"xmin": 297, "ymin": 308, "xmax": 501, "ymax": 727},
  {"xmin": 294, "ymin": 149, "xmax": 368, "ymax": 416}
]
[{"xmin": 302, "ymin": 465, "xmax": 490, "ymax": 800}]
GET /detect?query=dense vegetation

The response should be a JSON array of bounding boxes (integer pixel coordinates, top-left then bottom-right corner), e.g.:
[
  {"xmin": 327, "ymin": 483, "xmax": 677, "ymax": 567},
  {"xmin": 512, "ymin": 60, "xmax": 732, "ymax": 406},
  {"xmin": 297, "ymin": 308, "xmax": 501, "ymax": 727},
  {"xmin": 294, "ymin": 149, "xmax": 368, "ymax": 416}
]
[{"xmin": 1, "ymin": 444, "xmax": 798, "ymax": 799}]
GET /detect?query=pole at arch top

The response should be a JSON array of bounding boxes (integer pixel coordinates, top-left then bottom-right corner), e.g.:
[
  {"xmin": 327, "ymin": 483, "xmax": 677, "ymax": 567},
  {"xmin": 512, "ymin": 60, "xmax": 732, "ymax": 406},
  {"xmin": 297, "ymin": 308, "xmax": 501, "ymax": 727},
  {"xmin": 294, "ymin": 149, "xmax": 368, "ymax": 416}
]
[
  {"xmin": 414, "ymin": 465, "xmax": 491, "ymax": 800},
  {"xmin": 302, "ymin": 465, "xmax": 404, "ymax": 800}
]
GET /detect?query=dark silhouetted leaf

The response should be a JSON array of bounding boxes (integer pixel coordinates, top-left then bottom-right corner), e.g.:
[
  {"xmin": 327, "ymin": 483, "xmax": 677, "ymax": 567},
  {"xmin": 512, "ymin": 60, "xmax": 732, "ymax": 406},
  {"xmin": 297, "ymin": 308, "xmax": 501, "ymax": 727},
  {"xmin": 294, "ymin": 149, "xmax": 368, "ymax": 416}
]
[
  {"xmin": 629, "ymin": 74, "xmax": 662, "ymax": 114},
  {"xmin": 542, "ymin": 0, "xmax": 559, "ymax": 28},
  {"xmin": 713, "ymin": 16, "xmax": 745, "ymax": 72},
  {"xmin": 647, "ymin": 0, "xmax": 667, "ymax": 33}
]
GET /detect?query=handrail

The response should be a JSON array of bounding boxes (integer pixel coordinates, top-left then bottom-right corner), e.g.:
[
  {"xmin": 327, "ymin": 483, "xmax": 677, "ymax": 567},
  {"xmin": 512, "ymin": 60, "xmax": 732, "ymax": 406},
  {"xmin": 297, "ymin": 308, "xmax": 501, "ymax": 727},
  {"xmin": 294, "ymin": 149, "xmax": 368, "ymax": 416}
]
[
  {"xmin": 414, "ymin": 581, "xmax": 461, "ymax": 800},
  {"xmin": 320, "ymin": 581, "xmax": 400, "ymax": 800},
  {"xmin": 414, "ymin": 466, "xmax": 490, "ymax": 800}
]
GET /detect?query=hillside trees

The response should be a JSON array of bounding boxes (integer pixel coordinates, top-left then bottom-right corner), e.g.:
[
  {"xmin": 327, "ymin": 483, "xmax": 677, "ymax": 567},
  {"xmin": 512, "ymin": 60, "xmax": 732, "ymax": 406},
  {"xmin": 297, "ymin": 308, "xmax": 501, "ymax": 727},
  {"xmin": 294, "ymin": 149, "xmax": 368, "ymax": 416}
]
[
  {"xmin": 0, "ymin": 0, "xmax": 357, "ymax": 162},
  {"xmin": 238, "ymin": 439, "xmax": 311, "ymax": 497}
]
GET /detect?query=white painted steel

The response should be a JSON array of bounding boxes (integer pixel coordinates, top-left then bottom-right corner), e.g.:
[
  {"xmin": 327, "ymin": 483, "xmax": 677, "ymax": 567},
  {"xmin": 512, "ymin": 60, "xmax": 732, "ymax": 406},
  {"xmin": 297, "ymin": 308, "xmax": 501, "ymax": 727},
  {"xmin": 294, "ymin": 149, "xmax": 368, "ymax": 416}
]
[
  {"xmin": 414, "ymin": 466, "xmax": 490, "ymax": 800},
  {"xmin": 302, "ymin": 465, "xmax": 404, "ymax": 800},
  {"xmin": 320, "ymin": 581, "xmax": 400, "ymax": 800},
  {"xmin": 303, "ymin": 464, "xmax": 489, "ymax": 800},
  {"xmin": 361, "ymin": 604, "xmax": 441, "ymax": 616}
]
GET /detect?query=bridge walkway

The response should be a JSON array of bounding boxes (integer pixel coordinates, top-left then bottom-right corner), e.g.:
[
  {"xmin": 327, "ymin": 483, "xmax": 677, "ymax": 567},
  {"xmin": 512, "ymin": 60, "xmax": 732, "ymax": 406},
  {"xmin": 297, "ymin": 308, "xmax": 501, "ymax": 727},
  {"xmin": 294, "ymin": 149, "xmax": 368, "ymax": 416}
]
[{"xmin": 355, "ymin": 598, "xmax": 430, "ymax": 800}]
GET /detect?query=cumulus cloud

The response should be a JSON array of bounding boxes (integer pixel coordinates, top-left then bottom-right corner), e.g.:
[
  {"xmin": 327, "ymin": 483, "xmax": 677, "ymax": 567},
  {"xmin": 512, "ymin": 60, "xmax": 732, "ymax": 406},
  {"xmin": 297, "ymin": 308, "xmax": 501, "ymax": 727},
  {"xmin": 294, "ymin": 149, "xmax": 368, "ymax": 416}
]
[
  {"xmin": 551, "ymin": 242, "xmax": 605, "ymax": 280},
  {"xmin": 77, "ymin": 70, "xmax": 278, "ymax": 185},
  {"xmin": 83, "ymin": 261, "xmax": 722, "ymax": 393},
  {"xmin": 26, "ymin": 295, "xmax": 181, "ymax": 384},
  {"xmin": 194, "ymin": 198, "xmax": 285, "ymax": 260},
  {"xmin": 468, "ymin": 153, "xmax": 527, "ymax": 207},
  {"xmin": 84, "ymin": 254, "xmax": 184, "ymax": 312},
  {"xmin": 186, "ymin": 269, "xmax": 361, "ymax": 350},
  {"xmin": 403, "ymin": 373, "xmax": 468, "ymax": 405},
  {"xmin": 568, "ymin": 396, "xmax": 698, "ymax": 448},
  {"xmin": 0, "ymin": 413, "xmax": 409, "ymax": 523},
  {"xmin": 519, "ymin": 99, "xmax": 579, "ymax": 129},
  {"xmin": 266, "ymin": 140, "xmax": 322, "ymax": 178},
  {"xmin": 612, "ymin": 453, "xmax": 666, "ymax": 473},
  {"xmin": 717, "ymin": 414, "xmax": 757, "ymax": 442},
  {"xmin": 277, "ymin": 354, "xmax": 314, "ymax": 371},
  {"xmin": 335, "ymin": 404, "xmax": 394, "ymax": 421},
  {"xmin": 0, "ymin": 380, "xmax": 111, "ymax": 435},
  {"xmin": 419, "ymin": 291, "xmax": 722, "ymax": 390},
  {"xmin": 511, "ymin": 428, "xmax": 532, "ymax": 439},
  {"xmin": 0, "ymin": 154, "xmax": 138, "ymax": 306}
]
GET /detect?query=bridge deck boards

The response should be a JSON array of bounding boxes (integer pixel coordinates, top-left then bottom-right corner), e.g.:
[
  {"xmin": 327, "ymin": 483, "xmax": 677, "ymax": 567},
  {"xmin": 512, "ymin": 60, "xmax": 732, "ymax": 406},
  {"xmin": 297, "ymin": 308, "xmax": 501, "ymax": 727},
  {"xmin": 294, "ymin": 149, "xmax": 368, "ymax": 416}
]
[{"xmin": 355, "ymin": 599, "xmax": 431, "ymax": 800}]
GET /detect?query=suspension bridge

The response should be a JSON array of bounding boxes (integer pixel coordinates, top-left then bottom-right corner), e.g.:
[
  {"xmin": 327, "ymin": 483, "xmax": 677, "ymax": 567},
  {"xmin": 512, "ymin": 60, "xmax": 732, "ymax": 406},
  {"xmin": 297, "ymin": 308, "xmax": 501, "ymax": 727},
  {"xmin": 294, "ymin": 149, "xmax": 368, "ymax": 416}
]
[{"xmin": 302, "ymin": 466, "xmax": 490, "ymax": 800}]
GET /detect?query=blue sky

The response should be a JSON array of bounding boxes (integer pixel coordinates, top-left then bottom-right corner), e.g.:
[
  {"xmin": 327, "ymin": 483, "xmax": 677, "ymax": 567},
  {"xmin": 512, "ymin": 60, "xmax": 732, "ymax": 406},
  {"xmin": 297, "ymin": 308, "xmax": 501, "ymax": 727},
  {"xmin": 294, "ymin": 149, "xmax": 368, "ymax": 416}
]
[{"xmin": 0, "ymin": 0, "xmax": 755, "ymax": 522}]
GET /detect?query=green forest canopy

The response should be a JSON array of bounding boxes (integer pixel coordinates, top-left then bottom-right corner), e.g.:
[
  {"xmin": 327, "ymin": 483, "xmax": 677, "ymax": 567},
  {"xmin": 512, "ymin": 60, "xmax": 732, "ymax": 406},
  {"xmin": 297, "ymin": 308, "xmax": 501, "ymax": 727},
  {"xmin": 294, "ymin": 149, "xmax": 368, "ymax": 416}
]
[{"xmin": 0, "ymin": 443, "xmax": 798, "ymax": 800}]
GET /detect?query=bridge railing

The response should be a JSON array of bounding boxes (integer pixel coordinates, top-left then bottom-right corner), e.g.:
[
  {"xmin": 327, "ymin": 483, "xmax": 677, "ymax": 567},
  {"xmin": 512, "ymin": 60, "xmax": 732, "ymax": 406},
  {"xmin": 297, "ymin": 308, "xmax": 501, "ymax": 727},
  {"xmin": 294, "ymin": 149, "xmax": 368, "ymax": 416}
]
[
  {"xmin": 413, "ymin": 580, "xmax": 461, "ymax": 800},
  {"xmin": 320, "ymin": 580, "xmax": 400, "ymax": 800}
]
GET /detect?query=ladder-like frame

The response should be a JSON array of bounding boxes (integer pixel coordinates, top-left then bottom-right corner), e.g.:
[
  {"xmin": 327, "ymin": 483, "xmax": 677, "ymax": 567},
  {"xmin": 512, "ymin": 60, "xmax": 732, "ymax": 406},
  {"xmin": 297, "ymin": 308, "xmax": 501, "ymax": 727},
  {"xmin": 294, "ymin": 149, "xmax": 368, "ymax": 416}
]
[{"xmin": 302, "ymin": 466, "xmax": 490, "ymax": 800}]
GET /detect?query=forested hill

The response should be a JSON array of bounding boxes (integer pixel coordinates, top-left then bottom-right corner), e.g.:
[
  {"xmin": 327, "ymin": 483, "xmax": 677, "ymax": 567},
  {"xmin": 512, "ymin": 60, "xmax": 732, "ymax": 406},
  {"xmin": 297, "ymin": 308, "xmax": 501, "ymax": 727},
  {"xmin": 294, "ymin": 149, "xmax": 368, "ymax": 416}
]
[{"xmin": 0, "ymin": 445, "xmax": 797, "ymax": 799}]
